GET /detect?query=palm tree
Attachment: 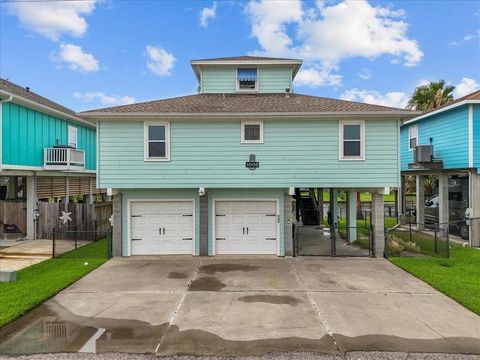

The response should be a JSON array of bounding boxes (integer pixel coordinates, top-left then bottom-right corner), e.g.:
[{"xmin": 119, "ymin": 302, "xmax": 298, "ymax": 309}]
[{"xmin": 407, "ymin": 80, "xmax": 455, "ymax": 112}]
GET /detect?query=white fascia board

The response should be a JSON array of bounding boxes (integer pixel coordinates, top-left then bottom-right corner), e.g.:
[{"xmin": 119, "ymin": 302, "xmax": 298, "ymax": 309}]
[
  {"xmin": 83, "ymin": 111, "xmax": 416, "ymax": 121},
  {"xmin": 402, "ymin": 100, "xmax": 480, "ymax": 126},
  {"xmin": 0, "ymin": 89, "xmax": 96, "ymax": 129}
]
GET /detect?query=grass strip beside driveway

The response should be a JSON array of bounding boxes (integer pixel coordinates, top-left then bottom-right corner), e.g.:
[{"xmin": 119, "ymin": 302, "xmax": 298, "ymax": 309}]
[
  {"xmin": 0, "ymin": 240, "xmax": 108, "ymax": 327},
  {"xmin": 390, "ymin": 246, "xmax": 480, "ymax": 316}
]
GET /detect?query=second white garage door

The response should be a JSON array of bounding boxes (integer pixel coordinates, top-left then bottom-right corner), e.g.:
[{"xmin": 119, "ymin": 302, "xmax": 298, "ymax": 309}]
[
  {"xmin": 215, "ymin": 201, "xmax": 278, "ymax": 255},
  {"xmin": 130, "ymin": 201, "xmax": 194, "ymax": 255}
]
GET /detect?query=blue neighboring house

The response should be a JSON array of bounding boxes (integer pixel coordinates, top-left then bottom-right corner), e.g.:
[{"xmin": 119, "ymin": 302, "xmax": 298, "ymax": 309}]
[
  {"xmin": 0, "ymin": 78, "xmax": 99, "ymax": 240},
  {"xmin": 400, "ymin": 90, "xmax": 480, "ymax": 246}
]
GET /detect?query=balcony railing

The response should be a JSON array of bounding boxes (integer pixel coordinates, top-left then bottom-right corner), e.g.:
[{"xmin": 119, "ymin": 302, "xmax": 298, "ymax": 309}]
[{"xmin": 44, "ymin": 147, "xmax": 85, "ymax": 171}]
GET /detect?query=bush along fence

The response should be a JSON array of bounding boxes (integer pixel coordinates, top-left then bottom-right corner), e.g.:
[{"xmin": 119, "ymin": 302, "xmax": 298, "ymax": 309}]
[
  {"xmin": 52, "ymin": 220, "xmax": 113, "ymax": 258},
  {"xmin": 385, "ymin": 217, "xmax": 479, "ymax": 258}
]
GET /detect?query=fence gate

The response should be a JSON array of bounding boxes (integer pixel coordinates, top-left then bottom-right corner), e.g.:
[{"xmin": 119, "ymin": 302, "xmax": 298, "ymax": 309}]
[{"xmin": 295, "ymin": 223, "xmax": 372, "ymax": 257}]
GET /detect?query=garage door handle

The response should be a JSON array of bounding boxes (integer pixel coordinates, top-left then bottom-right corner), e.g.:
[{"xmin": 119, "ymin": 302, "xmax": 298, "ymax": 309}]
[
  {"xmin": 159, "ymin": 228, "xmax": 161, "ymax": 236},
  {"xmin": 132, "ymin": 238, "xmax": 142, "ymax": 241},
  {"xmin": 246, "ymin": 227, "xmax": 249, "ymax": 234},
  {"xmin": 243, "ymin": 227, "xmax": 245, "ymax": 235},
  {"xmin": 265, "ymin": 237, "xmax": 276, "ymax": 240},
  {"xmin": 163, "ymin": 228, "xmax": 165, "ymax": 235},
  {"xmin": 182, "ymin": 214, "xmax": 193, "ymax": 217},
  {"xmin": 182, "ymin": 237, "xmax": 193, "ymax": 240},
  {"xmin": 216, "ymin": 237, "xmax": 226, "ymax": 240}
]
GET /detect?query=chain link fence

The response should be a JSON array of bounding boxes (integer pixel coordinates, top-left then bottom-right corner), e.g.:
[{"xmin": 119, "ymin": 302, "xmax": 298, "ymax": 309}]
[{"xmin": 52, "ymin": 220, "xmax": 112, "ymax": 258}]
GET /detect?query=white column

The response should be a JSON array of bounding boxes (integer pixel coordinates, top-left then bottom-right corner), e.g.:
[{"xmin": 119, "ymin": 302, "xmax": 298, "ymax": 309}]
[
  {"xmin": 64, "ymin": 177, "xmax": 70, "ymax": 211},
  {"xmin": 88, "ymin": 177, "xmax": 94, "ymax": 204},
  {"xmin": 346, "ymin": 191, "xmax": 357, "ymax": 243},
  {"xmin": 469, "ymin": 171, "xmax": 480, "ymax": 247},
  {"xmin": 372, "ymin": 192, "xmax": 385, "ymax": 257},
  {"xmin": 416, "ymin": 175, "xmax": 425, "ymax": 230},
  {"xmin": 26, "ymin": 175, "xmax": 36, "ymax": 240},
  {"xmin": 438, "ymin": 174, "xmax": 449, "ymax": 234}
]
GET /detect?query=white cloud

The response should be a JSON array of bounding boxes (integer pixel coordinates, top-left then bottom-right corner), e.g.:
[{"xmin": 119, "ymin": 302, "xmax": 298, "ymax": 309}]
[
  {"xmin": 199, "ymin": 2, "xmax": 217, "ymax": 27},
  {"xmin": 358, "ymin": 68, "xmax": 371, "ymax": 80},
  {"xmin": 146, "ymin": 46, "xmax": 176, "ymax": 76},
  {"xmin": 55, "ymin": 44, "xmax": 99, "ymax": 73},
  {"xmin": 295, "ymin": 67, "xmax": 342, "ymax": 87},
  {"xmin": 6, "ymin": 0, "xmax": 97, "ymax": 41},
  {"xmin": 454, "ymin": 78, "xmax": 480, "ymax": 98},
  {"xmin": 341, "ymin": 88, "xmax": 409, "ymax": 108},
  {"xmin": 449, "ymin": 30, "xmax": 480, "ymax": 46},
  {"xmin": 73, "ymin": 91, "xmax": 136, "ymax": 106},
  {"xmin": 246, "ymin": 0, "xmax": 423, "ymax": 87}
]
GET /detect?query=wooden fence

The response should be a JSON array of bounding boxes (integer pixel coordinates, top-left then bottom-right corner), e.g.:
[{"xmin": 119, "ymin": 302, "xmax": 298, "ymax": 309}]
[
  {"xmin": 37, "ymin": 202, "xmax": 112, "ymax": 239},
  {"xmin": 0, "ymin": 201, "xmax": 27, "ymax": 238}
]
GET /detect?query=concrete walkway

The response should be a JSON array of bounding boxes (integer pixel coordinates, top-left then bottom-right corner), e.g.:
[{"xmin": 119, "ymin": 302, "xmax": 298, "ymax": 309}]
[{"xmin": 0, "ymin": 257, "xmax": 479, "ymax": 356}]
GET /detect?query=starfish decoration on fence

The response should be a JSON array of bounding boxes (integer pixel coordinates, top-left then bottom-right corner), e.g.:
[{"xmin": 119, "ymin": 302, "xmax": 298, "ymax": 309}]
[
  {"xmin": 59, "ymin": 211, "xmax": 72, "ymax": 225},
  {"xmin": 109, "ymin": 214, "xmax": 114, "ymax": 226}
]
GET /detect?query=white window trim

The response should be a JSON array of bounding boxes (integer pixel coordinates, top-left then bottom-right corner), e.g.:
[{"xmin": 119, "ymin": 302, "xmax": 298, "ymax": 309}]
[
  {"xmin": 236, "ymin": 68, "xmax": 259, "ymax": 93},
  {"xmin": 68, "ymin": 125, "xmax": 78, "ymax": 148},
  {"xmin": 339, "ymin": 120, "xmax": 365, "ymax": 161},
  {"xmin": 408, "ymin": 124, "xmax": 418, "ymax": 151},
  {"xmin": 144, "ymin": 121, "xmax": 170, "ymax": 162},
  {"xmin": 241, "ymin": 120, "xmax": 264, "ymax": 144}
]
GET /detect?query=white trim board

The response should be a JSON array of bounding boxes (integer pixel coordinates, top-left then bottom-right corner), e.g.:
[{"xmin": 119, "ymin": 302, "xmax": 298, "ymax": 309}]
[
  {"xmin": 126, "ymin": 198, "xmax": 196, "ymax": 256},
  {"xmin": 469, "ymin": 104, "xmax": 473, "ymax": 168},
  {"xmin": 211, "ymin": 198, "xmax": 280, "ymax": 256},
  {"xmin": 402, "ymin": 99, "xmax": 480, "ymax": 126}
]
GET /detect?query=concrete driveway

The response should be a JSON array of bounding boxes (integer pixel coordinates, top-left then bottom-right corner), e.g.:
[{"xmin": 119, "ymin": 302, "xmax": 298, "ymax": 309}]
[{"xmin": 0, "ymin": 257, "xmax": 479, "ymax": 356}]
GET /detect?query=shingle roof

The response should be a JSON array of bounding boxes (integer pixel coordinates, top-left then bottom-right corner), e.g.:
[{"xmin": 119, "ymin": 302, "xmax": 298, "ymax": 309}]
[
  {"xmin": 80, "ymin": 93, "xmax": 413, "ymax": 115},
  {"xmin": 0, "ymin": 78, "xmax": 77, "ymax": 116},
  {"xmin": 191, "ymin": 55, "xmax": 302, "ymax": 62}
]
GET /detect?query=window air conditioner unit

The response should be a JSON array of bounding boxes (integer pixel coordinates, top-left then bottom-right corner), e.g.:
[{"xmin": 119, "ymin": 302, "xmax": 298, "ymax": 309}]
[{"xmin": 414, "ymin": 145, "xmax": 433, "ymax": 163}]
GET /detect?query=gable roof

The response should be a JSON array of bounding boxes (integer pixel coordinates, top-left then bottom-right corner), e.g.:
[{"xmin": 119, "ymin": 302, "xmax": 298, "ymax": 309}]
[
  {"xmin": 190, "ymin": 55, "xmax": 303, "ymax": 81},
  {"xmin": 0, "ymin": 78, "xmax": 95, "ymax": 128},
  {"xmin": 402, "ymin": 89, "xmax": 480, "ymax": 126},
  {"xmin": 80, "ymin": 93, "xmax": 417, "ymax": 119}
]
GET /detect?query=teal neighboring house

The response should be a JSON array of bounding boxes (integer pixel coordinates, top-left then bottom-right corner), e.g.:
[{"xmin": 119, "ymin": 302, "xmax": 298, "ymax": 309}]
[
  {"xmin": 0, "ymin": 78, "xmax": 98, "ymax": 239},
  {"xmin": 400, "ymin": 90, "xmax": 480, "ymax": 246},
  {"xmin": 81, "ymin": 56, "xmax": 414, "ymax": 257}
]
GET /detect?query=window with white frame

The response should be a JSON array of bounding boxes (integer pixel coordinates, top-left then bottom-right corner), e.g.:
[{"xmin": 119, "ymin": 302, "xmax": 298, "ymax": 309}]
[
  {"xmin": 68, "ymin": 126, "xmax": 78, "ymax": 148},
  {"xmin": 241, "ymin": 121, "xmax": 263, "ymax": 144},
  {"xmin": 408, "ymin": 125, "xmax": 418, "ymax": 150},
  {"xmin": 339, "ymin": 121, "xmax": 365, "ymax": 160},
  {"xmin": 237, "ymin": 68, "xmax": 258, "ymax": 91},
  {"xmin": 144, "ymin": 122, "xmax": 170, "ymax": 161}
]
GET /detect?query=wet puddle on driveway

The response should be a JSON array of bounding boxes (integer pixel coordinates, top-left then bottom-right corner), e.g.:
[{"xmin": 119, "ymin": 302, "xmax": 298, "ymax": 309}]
[{"xmin": 0, "ymin": 301, "xmax": 167, "ymax": 356}]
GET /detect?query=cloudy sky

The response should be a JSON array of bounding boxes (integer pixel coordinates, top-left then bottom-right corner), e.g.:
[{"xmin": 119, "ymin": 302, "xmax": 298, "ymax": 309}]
[{"xmin": 0, "ymin": 0, "xmax": 479, "ymax": 111}]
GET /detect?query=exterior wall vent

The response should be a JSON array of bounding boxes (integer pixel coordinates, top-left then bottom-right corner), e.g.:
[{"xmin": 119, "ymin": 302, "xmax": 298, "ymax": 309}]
[{"xmin": 413, "ymin": 145, "xmax": 433, "ymax": 163}]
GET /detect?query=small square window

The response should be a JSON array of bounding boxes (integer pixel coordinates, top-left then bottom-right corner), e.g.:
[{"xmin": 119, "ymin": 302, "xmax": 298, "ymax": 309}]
[
  {"xmin": 237, "ymin": 68, "xmax": 258, "ymax": 91},
  {"xmin": 145, "ymin": 122, "xmax": 170, "ymax": 161},
  {"xmin": 241, "ymin": 121, "xmax": 263, "ymax": 144}
]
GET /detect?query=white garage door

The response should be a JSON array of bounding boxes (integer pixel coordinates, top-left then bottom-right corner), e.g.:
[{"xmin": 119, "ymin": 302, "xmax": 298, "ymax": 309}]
[
  {"xmin": 130, "ymin": 201, "xmax": 194, "ymax": 255},
  {"xmin": 215, "ymin": 201, "xmax": 277, "ymax": 255}
]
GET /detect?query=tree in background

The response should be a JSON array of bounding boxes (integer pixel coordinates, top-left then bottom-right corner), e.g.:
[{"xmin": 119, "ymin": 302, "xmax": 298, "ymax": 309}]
[{"xmin": 407, "ymin": 80, "xmax": 455, "ymax": 112}]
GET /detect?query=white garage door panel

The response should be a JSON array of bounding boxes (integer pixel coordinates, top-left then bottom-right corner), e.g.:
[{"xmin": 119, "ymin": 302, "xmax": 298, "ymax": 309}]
[
  {"xmin": 215, "ymin": 201, "xmax": 277, "ymax": 255},
  {"xmin": 130, "ymin": 201, "xmax": 194, "ymax": 255}
]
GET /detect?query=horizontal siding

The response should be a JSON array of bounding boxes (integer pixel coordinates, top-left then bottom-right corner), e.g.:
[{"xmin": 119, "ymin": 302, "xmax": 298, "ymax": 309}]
[
  {"xmin": 473, "ymin": 105, "xmax": 480, "ymax": 172},
  {"xmin": 400, "ymin": 106, "xmax": 469, "ymax": 171},
  {"xmin": 2, "ymin": 102, "xmax": 96, "ymax": 170},
  {"xmin": 201, "ymin": 66, "xmax": 292, "ymax": 94},
  {"xmin": 99, "ymin": 119, "xmax": 399, "ymax": 188},
  {"xmin": 258, "ymin": 68, "xmax": 292, "ymax": 93}
]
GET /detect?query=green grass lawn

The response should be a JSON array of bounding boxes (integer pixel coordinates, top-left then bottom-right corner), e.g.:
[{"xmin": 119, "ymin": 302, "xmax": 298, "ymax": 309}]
[
  {"xmin": 0, "ymin": 239, "xmax": 108, "ymax": 327},
  {"xmin": 390, "ymin": 246, "xmax": 480, "ymax": 315}
]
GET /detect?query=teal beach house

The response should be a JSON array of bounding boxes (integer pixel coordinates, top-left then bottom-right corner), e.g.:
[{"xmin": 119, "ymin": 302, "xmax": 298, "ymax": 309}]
[
  {"xmin": 81, "ymin": 56, "xmax": 415, "ymax": 257},
  {"xmin": 400, "ymin": 90, "xmax": 480, "ymax": 246},
  {"xmin": 0, "ymin": 79, "xmax": 99, "ymax": 239}
]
